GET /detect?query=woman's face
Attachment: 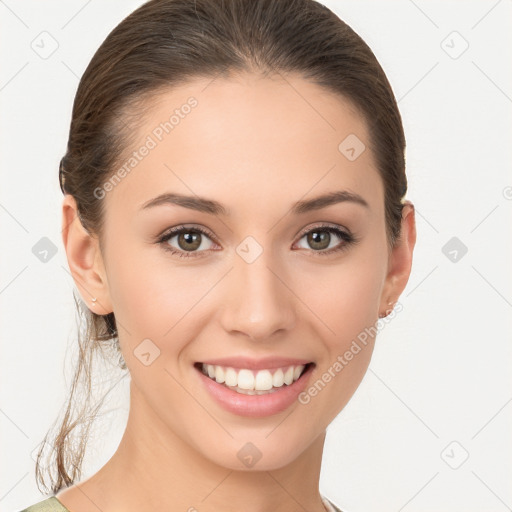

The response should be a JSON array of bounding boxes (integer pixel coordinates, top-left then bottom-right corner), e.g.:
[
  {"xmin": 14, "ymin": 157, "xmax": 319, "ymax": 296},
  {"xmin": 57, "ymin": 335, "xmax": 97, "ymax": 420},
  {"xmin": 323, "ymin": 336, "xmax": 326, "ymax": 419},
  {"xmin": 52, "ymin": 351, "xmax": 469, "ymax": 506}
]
[{"xmin": 78, "ymin": 72, "xmax": 408, "ymax": 470}]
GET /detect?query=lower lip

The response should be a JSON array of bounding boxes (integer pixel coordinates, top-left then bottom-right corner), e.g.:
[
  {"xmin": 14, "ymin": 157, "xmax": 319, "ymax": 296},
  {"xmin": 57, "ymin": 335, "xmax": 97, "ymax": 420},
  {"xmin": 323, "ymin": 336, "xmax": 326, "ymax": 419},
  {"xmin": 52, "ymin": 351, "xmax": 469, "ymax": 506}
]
[{"xmin": 195, "ymin": 364, "xmax": 315, "ymax": 417}]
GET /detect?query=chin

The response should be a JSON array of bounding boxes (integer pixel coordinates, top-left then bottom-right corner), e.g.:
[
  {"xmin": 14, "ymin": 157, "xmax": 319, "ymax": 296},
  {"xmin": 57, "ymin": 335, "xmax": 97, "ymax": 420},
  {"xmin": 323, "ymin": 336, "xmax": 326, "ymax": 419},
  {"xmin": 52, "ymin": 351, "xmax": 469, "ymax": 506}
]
[{"xmin": 196, "ymin": 430, "xmax": 314, "ymax": 472}]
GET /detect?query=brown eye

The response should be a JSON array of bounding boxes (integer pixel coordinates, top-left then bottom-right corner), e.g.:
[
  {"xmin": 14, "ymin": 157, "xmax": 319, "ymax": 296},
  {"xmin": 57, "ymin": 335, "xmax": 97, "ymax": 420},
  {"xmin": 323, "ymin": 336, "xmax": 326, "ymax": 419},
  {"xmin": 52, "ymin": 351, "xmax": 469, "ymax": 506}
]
[
  {"xmin": 306, "ymin": 230, "xmax": 331, "ymax": 251},
  {"xmin": 176, "ymin": 231, "xmax": 202, "ymax": 251},
  {"xmin": 158, "ymin": 226, "xmax": 216, "ymax": 258},
  {"xmin": 295, "ymin": 224, "xmax": 355, "ymax": 256}
]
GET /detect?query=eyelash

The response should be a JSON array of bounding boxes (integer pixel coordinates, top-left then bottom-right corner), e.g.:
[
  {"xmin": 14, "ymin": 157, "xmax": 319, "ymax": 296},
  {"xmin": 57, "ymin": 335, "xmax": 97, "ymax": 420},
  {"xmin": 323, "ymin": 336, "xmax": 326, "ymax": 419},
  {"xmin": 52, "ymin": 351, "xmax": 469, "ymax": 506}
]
[{"xmin": 156, "ymin": 223, "xmax": 357, "ymax": 259}]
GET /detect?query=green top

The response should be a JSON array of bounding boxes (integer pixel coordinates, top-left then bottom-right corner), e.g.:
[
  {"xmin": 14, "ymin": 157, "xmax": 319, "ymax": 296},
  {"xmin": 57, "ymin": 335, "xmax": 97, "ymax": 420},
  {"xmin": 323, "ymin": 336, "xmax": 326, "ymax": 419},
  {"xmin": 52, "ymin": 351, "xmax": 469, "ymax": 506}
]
[
  {"xmin": 18, "ymin": 497, "xmax": 69, "ymax": 512},
  {"xmin": 18, "ymin": 495, "xmax": 344, "ymax": 512}
]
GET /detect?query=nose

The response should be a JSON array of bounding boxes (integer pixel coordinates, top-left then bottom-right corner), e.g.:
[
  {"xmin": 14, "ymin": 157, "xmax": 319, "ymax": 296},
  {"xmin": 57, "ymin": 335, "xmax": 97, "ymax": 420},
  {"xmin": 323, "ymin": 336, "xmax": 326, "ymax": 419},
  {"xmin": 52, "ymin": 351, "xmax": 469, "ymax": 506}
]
[{"xmin": 219, "ymin": 248, "xmax": 296, "ymax": 342}]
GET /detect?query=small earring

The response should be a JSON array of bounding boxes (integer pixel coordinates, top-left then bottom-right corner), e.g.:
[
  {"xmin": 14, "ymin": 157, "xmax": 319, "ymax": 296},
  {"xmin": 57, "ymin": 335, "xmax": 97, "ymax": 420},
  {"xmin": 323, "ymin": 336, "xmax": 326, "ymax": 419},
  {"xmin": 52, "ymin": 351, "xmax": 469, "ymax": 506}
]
[
  {"xmin": 378, "ymin": 299, "xmax": 394, "ymax": 318},
  {"xmin": 91, "ymin": 297, "xmax": 97, "ymax": 306}
]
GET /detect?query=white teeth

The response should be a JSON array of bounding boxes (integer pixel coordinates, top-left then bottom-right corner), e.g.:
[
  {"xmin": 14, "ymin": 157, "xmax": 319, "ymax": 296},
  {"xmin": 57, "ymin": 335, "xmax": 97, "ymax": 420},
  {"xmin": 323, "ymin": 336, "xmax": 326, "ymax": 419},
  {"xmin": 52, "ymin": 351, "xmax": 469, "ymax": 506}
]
[
  {"xmin": 231, "ymin": 386, "xmax": 279, "ymax": 395},
  {"xmin": 272, "ymin": 368, "xmax": 284, "ymax": 387},
  {"xmin": 284, "ymin": 366, "xmax": 294, "ymax": 385},
  {"xmin": 255, "ymin": 370, "xmax": 273, "ymax": 391},
  {"xmin": 214, "ymin": 365, "xmax": 225, "ymax": 384},
  {"xmin": 237, "ymin": 369, "xmax": 255, "ymax": 390},
  {"xmin": 201, "ymin": 363, "xmax": 307, "ymax": 393},
  {"xmin": 225, "ymin": 367, "xmax": 237, "ymax": 387}
]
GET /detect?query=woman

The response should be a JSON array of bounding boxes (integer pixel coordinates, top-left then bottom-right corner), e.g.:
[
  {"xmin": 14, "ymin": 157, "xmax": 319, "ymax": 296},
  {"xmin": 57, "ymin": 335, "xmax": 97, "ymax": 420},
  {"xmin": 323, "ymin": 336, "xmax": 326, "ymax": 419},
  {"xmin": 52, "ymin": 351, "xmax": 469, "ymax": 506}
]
[{"xmin": 20, "ymin": 0, "xmax": 416, "ymax": 510}]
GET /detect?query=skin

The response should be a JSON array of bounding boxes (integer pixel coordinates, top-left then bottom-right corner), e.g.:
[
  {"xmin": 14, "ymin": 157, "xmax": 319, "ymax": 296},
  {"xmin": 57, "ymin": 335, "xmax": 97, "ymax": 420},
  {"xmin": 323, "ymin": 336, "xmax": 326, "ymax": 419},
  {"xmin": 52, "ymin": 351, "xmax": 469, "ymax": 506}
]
[{"xmin": 57, "ymin": 71, "xmax": 416, "ymax": 512}]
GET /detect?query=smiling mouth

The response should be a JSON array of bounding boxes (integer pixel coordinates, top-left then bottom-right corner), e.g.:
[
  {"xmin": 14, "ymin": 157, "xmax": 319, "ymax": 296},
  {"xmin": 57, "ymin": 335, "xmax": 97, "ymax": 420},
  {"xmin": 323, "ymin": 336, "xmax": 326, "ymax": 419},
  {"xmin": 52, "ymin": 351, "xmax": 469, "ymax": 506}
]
[{"xmin": 194, "ymin": 362, "xmax": 314, "ymax": 395}]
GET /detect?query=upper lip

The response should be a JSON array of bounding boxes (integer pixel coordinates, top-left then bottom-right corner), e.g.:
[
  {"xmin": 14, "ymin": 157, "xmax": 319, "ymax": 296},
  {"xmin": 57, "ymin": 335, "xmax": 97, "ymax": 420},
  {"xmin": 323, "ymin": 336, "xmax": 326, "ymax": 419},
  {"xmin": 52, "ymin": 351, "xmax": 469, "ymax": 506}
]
[{"xmin": 197, "ymin": 356, "xmax": 314, "ymax": 370}]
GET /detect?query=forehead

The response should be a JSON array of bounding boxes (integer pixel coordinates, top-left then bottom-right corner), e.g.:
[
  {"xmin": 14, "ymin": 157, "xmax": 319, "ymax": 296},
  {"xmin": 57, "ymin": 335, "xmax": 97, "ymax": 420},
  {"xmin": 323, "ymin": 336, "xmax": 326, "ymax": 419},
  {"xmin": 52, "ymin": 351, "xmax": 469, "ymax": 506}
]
[{"xmin": 105, "ymin": 72, "xmax": 383, "ymax": 219}]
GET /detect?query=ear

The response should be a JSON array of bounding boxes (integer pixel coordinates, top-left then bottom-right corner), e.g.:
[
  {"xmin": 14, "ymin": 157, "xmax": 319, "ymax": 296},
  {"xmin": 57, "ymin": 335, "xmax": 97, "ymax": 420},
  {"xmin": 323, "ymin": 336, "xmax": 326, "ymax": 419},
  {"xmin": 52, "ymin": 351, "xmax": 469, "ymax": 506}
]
[
  {"xmin": 378, "ymin": 201, "xmax": 417, "ymax": 317},
  {"xmin": 61, "ymin": 194, "xmax": 113, "ymax": 315}
]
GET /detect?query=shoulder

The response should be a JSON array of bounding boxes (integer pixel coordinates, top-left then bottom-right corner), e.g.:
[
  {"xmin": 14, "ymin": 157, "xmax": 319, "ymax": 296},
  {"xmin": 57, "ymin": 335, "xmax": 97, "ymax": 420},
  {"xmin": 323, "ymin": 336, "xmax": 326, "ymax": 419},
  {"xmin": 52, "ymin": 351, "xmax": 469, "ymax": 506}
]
[{"xmin": 17, "ymin": 497, "xmax": 71, "ymax": 512}]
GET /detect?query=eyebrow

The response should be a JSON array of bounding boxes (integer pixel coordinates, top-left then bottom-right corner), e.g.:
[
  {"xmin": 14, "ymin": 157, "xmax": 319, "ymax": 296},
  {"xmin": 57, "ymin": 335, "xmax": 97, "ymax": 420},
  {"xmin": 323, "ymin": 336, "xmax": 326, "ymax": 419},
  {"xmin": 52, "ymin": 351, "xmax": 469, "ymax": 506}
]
[{"xmin": 140, "ymin": 190, "xmax": 369, "ymax": 216}]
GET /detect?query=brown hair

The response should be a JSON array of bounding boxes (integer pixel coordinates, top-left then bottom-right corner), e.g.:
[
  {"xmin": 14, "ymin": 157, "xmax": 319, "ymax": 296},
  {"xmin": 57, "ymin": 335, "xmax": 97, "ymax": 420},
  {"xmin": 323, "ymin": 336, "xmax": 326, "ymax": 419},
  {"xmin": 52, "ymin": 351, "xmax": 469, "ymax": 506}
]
[{"xmin": 36, "ymin": 0, "xmax": 407, "ymax": 494}]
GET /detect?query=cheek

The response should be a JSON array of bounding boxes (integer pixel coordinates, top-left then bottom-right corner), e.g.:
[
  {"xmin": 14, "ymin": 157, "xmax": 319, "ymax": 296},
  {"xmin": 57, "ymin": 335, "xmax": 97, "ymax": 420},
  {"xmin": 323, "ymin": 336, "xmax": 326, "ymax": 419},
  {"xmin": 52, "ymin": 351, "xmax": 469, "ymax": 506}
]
[
  {"xmin": 293, "ymin": 253, "xmax": 385, "ymax": 344},
  {"xmin": 292, "ymin": 258, "xmax": 384, "ymax": 426},
  {"xmin": 108, "ymin": 252, "xmax": 209, "ymax": 339}
]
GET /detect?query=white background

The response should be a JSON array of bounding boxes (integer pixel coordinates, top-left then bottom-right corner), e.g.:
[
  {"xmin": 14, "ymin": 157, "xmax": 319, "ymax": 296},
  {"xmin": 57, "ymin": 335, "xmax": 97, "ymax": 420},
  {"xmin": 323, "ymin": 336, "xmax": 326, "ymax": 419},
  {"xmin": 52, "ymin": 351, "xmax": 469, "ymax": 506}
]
[{"xmin": 1, "ymin": 1, "xmax": 511, "ymax": 511}]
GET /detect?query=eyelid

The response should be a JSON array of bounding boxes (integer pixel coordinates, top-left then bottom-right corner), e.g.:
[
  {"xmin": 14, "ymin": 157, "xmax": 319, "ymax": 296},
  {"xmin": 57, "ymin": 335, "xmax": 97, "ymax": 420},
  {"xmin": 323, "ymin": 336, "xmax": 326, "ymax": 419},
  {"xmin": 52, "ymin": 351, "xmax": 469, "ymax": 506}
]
[
  {"xmin": 157, "ymin": 224, "xmax": 217, "ymax": 242},
  {"xmin": 295, "ymin": 221, "xmax": 351, "ymax": 239}
]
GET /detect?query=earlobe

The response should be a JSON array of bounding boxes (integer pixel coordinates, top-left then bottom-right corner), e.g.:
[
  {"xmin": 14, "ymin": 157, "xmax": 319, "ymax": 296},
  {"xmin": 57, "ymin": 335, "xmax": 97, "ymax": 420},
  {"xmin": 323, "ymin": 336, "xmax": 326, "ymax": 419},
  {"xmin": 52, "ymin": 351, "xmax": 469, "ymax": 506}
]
[
  {"xmin": 61, "ymin": 194, "xmax": 113, "ymax": 314},
  {"xmin": 378, "ymin": 201, "xmax": 416, "ymax": 318}
]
